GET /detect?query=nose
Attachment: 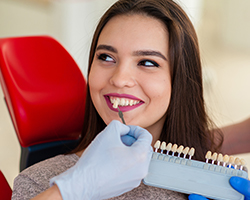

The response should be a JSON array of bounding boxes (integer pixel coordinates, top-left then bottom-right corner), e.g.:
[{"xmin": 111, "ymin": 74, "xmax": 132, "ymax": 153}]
[{"xmin": 109, "ymin": 63, "xmax": 137, "ymax": 88}]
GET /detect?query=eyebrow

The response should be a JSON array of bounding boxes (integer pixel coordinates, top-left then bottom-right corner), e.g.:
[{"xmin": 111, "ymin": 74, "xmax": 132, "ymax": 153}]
[
  {"xmin": 96, "ymin": 45, "xmax": 118, "ymax": 53},
  {"xmin": 133, "ymin": 50, "xmax": 168, "ymax": 61},
  {"xmin": 96, "ymin": 44, "xmax": 167, "ymax": 61}
]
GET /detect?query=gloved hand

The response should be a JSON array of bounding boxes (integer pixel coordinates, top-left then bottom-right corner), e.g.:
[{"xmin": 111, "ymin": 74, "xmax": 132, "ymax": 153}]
[
  {"xmin": 230, "ymin": 176, "xmax": 250, "ymax": 200},
  {"xmin": 188, "ymin": 194, "xmax": 208, "ymax": 200},
  {"xmin": 50, "ymin": 120, "xmax": 153, "ymax": 200},
  {"xmin": 188, "ymin": 176, "xmax": 250, "ymax": 200}
]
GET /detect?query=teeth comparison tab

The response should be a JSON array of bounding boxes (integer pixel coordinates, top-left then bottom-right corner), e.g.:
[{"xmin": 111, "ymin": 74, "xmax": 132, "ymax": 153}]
[
  {"xmin": 154, "ymin": 140, "xmax": 247, "ymax": 171},
  {"xmin": 154, "ymin": 140, "xmax": 195, "ymax": 160}
]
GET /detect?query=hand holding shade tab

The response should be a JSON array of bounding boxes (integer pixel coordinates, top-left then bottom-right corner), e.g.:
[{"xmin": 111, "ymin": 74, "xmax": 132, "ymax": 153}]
[{"xmin": 50, "ymin": 120, "xmax": 152, "ymax": 200}]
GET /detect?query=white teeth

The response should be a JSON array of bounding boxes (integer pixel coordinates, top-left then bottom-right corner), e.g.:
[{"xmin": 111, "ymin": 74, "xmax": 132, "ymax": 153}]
[
  {"xmin": 110, "ymin": 97, "xmax": 140, "ymax": 108},
  {"xmin": 113, "ymin": 100, "xmax": 119, "ymax": 108},
  {"xmin": 120, "ymin": 98, "xmax": 125, "ymax": 106}
]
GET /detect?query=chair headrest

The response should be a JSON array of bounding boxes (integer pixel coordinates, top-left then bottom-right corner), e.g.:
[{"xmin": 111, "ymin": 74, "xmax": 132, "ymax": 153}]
[{"xmin": 0, "ymin": 36, "xmax": 86, "ymax": 147}]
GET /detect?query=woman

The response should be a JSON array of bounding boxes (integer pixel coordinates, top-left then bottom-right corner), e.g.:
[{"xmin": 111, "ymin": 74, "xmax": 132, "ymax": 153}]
[{"xmin": 12, "ymin": 0, "xmax": 249, "ymax": 200}]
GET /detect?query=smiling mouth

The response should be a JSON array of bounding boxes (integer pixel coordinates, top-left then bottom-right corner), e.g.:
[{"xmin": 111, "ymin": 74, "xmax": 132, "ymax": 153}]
[{"xmin": 109, "ymin": 96, "xmax": 141, "ymax": 108}]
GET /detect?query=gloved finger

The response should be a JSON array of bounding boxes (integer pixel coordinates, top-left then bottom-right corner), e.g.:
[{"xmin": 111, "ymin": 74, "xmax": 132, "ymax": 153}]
[
  {"xmin": 188, "ymin": 194, "xmax": 208, "ymax": 200},
  {"xmin": 128, "ymin": 125, "xmax": 152, "ymax": 141},
  {"xmin": 230, "ymin": 176, "xmax": 250, "ymax": 199},
  {"xmin": 104, "ymin": 120, "xmax": 130, "ymax": 136},
  {"xmin": 121, "ymin": 134, "xmax": 136, "ymax": 146},
  {"xmin": 127, "ymin": 126, "xmax": 152, "ymax": 149}
]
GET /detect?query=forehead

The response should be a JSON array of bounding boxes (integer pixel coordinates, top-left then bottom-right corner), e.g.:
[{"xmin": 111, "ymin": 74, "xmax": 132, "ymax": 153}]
[{"xmin": 97, "ymin": 14, "xmax": 169, "ymax": 53}]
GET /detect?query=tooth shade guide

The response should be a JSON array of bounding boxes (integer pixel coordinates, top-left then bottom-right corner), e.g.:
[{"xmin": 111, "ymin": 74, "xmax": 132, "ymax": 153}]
[
  {"xmin": 205, "ymin": 151, "xmax": 212, "ymax": 163},
  {"xmin": 240, "ymin": 159, "xmax": 246, "ymax": 170},
  {"xmin": 217, "ymin": 153, "xmax": 223, "ymax": 166},
  {"xmin": 223, "ymin": 155, "xmax": 229, "ymax": 167},
  {"xmin": 183, "ymin": 147, "xmax": 190, "ymax": 159},
  {"xmin": 234, "ymin": 157, "xmax": 241, "ymax": 169},
  {"xmin": 154, "ymin": 140, "xmax": 161, "ymax": 152},
  {"xmin": 211, "ymin": 152, "xmax": 218, "ymax": 165},
  {"xmin": 188, "ymin": 147, "xmax": 195, "ymax": 160},
  {"xmin": 177, "ymin": 145, "xmax": 184, "ymax": 157},
  {"xmin": 228, "ymin": 156, "xmax": 235, "ymax": 168},
  {"xmin": 171, "ymin": 144, "xmax": 178, "ymax": 156},
  {"xmin": 166, "ymin": 143, "xmax": 172, "ymax": 155},
  {"xmin": 160, "ymin": 142, "xmax": 166, "ymax": 154}
]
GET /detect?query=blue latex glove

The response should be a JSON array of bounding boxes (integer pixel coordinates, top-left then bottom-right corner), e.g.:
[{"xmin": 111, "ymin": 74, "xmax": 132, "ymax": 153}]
[
  {"xmin": 50, "ymin": 120, "xmax": 153, "ymax": 200},
  {"xmin": 188, "ymin": 194, "xmax": 208, "ymax": 200},
  {"xmin": 188, "ymin": 177, "xmax": 250, "ymax": 200},
  {"xmin": 230, "ymin": 176, "xmax": 250, "ymax": 200}
]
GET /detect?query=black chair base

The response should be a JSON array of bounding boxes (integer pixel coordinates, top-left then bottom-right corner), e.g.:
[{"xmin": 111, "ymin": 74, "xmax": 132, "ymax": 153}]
[{"xmin": 20, "ymin": 140, "xmax": 79, "ymax": 172}]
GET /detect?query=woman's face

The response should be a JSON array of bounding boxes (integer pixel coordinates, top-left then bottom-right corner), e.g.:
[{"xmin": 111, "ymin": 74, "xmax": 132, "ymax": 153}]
[{"xmin": 89, "ymin": 14, "xmax": 171, "ymax": 142}]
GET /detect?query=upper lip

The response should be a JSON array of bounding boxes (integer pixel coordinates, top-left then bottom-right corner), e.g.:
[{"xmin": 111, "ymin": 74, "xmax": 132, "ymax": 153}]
[{"xmin": 104, "ymin": 93, "xmax": 143, "ymax": 102}]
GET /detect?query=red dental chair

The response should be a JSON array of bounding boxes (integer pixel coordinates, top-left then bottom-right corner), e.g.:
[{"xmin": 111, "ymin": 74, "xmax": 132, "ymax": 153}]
[
  {"xmin": 0, "ymin": 35, "xmax": 87, "ymax": 179},
  {"xmin": 0, "ymin": 170, "xmax": 12, "ymax": 200}
]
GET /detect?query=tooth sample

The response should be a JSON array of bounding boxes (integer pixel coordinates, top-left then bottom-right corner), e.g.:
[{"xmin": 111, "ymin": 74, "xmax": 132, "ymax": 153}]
[
  {"xmin": 177, "ymin": 145, "xmax": 184, "ymax": 157},
  {"xmin": 234, "ymin": 157, "xmax": 241, "ymax": 169},
  {"xmin": 154, "ymin": 140, "xmax": 161, "ymax": 152},
  {"xmin": 171, "ymin": 144, "xmax": 178, "ymax": 156},
  {"xmin": 166, "ymin": 143, "xmax": 172, "ymax": 155},
  {"xmin": 223, "ymin": 155, "xmax": 229, "ymax": 167},
  {"xmin": 160, "ymin": 142, "xmax": 166, "ymax": 154},
  {"xmin": 188, "ymin": 147, "xmax": 195, "ymax": 160},
  {"xmin": 205, "ymin": 151, "xmax": 212, "ymax": 163},
  {"xmin": 217, "ymin": 153, "xmax": 223, "ymax": 166},
  {"xmin": 240, "ymin": 159, "xmax": 246, "ymax": 170},
  {"xmin": 211, "ymin": 152, "xmax": 218, "ymax": 165},
  {"xmin": 228, "ymin": 156, "xmax": 235, "ymax": 168},
  {"xmin": 183, "ymin": 147, "xmax": 190, "ymax": 159}
]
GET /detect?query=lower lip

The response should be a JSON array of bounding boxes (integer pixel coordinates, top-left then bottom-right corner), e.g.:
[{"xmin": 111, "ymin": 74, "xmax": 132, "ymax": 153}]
[{"xmin": 104, "ymin": 96, "xmax": 144, "ymax": 112}]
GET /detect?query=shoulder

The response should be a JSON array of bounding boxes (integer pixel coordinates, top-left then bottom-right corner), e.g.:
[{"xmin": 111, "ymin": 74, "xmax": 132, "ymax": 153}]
[{"xmin": 12, "ymin": 154, "xmax": 79, "ymax": 200}]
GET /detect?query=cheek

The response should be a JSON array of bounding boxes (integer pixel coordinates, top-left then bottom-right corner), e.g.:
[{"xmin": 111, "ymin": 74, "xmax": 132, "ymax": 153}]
[
  {"xmin": 89, "ymin": 66, "xmax": 105, "ymax": 92},
  {"xmin": 145, "ymin": 76, "xmax": 172, "ymax": 108}
]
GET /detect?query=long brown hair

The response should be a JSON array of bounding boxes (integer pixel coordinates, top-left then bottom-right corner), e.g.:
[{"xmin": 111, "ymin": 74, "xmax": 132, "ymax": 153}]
[{"xmin": 73, "ymin": 0, "xmax": 223, "ymax": 161}]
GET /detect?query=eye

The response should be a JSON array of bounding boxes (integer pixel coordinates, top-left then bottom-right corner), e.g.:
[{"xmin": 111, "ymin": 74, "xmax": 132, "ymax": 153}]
[
  {"xmin": 97, "ymin": 53, "xmax": 115, "ymax": 63},
  {"xmin": 138, "ymin": 59, "xmax": 159, "ymax": 67}
]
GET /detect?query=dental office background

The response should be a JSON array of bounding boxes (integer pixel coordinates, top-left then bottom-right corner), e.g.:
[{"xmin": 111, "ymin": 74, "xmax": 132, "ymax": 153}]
[{"xmin": 0, "ymin": 0, "xmax": 250, "ymax": 188}]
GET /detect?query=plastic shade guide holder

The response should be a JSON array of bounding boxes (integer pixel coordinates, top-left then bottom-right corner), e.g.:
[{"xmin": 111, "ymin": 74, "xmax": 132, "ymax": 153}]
[{"xmin": 143, "ymin": 141, "xmax": 248, "ymax": 200}]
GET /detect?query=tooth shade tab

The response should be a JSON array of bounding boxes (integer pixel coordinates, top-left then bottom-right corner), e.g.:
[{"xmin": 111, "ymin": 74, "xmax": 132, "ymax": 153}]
[
  {"xmin": 188, "ymin": 147, "xmax": 195, "ymax": 159},
  {"xmin": 183, "ymin": 147, "xmax": 190, "ymax": 158},
  {"xmin": 240, "ymin": 159, "xmax": 246, "ymax": 170},
  {"xmin": 229, "ymin": 156, "xmax": 235, "ymax": 164},
  {"xmin": 171, "ymin": 144, "xmax": 178, "ymax": 156},
  {"xmin": 160, "ymin": 142, "xmax": 166, "ymax": 154},
  {"xmin": 154, "ymin": 140, "xmax": 161, "ymax": 152},
  {"xmin": 223, "ymin": 155, "xmax": 229, "ymax": 167},
  {"xmin": 177, "ymin": 145, "xmax": 184, "ymax": 157},
  {"xmin": 217, "ymin": 153, "xmax": 223, "ymax": 165},
  {"xmin": 205, "ymin": 151, "xmax": 212, "ymax": 163},
  {"xmin": 166, "ymin": 143, "xmax": 172, "ymax": 151},
  {"xmin": 234, "ymin": 157, "xmax": 241, "ymax": 169},
  {"xmin": 166, "ymin": 143, "xmax": 172, "ymax": 155}
]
